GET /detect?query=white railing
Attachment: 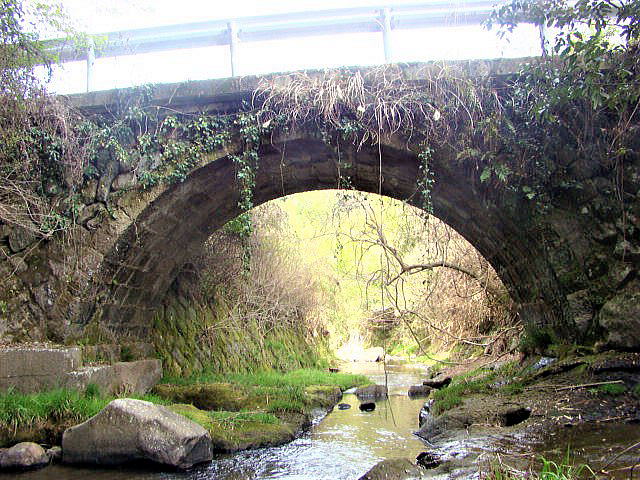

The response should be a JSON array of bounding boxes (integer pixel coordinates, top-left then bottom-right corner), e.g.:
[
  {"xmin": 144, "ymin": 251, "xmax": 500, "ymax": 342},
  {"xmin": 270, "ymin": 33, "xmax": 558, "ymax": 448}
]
[{"xmin": 46, "ymin": 1, "xmax": 511, "ymax": 92}]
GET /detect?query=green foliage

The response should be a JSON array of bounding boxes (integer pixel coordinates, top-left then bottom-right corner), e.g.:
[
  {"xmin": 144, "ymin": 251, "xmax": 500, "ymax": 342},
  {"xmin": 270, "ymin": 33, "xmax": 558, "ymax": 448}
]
[
  {"xmin": 519, "ymin": 325, "xmax": 554, "ymax": 355},
  {"xmin": 485, "ymin": 0, "xmax": 640, "ymax": 206},
  {"xmin": 431, "ymin": 362, "xmax": 521, "ymax": 414},
  {"xmin": 83, "ymin": 383, "xmax": 100, "ymax": 399},
  {"xmin": 162, "ymin": 368, "xmax": 369, "ymax": 392},
  {"xmin": 590, "ymin": 383, "xmax": 627, "ymax": 395},
  {"xmin": 417, "ymin": 146, "xmax": 435, "ymax": 213},
  {"xmin": 0, "ymin": 387, "xmax": 167, "ymax": 432},
  {"xmin": 486, "ymin": 453, "xmax": 595, "ymax": 480},
  {"xmin": 537, "ymin": 455, "xmax": 595, "ymax": 480}
]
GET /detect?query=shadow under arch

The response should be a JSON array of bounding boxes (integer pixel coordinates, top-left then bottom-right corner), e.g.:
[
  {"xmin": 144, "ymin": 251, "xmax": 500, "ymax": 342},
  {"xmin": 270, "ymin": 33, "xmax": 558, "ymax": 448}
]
[{"xmin": 83, "ymin": 130, "xmax": 563, "ymax": 337}]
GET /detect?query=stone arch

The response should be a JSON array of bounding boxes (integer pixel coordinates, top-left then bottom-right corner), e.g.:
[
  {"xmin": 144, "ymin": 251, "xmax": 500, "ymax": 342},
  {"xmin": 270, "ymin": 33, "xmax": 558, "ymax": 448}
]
[{"xmin": 83, "ymin": 129, "xmax": 565, "ymax": 338}]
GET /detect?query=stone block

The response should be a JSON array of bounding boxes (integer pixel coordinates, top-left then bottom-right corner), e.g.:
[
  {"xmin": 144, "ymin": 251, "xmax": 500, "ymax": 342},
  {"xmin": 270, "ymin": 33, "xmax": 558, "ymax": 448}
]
[
  {"xmin": 0, "ymin": 347, "xmax": 82, "ymax": 393},
  {"xmin": 64, "ymin": 359, "xmax": 162, "ymax": 394}
]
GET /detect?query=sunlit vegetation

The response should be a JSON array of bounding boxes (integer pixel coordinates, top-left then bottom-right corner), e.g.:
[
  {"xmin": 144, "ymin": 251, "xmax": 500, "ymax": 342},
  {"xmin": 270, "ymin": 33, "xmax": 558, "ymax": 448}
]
[
  {"xmin": 162, "ymin": 368, "xmax": 370, "ymax": 391},
  {"xmin": 486, "ymin": 454, "xmax": 595, "ymax": 480},
  {"xmin": 0, "ymin": 385, "xmax": 167, "ymax": 434},
  {"xmin": 235, "ymin": 190, "xmax": 514, "ymax": 359},
  {"xmin": 431, "ymin": 362, "xmax": 521, "ymax": 415}
]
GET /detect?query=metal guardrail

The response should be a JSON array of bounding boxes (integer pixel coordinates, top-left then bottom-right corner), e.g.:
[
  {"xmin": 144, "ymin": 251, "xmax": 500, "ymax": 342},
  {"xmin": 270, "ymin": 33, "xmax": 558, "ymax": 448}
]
[{"xmin": 46, "ymin": 1, "xmax": 504, "ymax": 92}]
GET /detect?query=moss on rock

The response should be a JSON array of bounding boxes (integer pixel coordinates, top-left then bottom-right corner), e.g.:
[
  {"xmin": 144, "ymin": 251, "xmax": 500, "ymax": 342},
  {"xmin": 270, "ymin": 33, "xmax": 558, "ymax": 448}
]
[{"xmin": 168, "ymin": 404, "xmax": 296, "ymax": 453}]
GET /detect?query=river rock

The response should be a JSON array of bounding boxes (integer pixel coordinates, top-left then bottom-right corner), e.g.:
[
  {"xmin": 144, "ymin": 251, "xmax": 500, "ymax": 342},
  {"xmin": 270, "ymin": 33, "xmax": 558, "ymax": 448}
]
[
  {"xmin": 0, "ymin": 442, "xmax": 49, "ymax": 470},
  {"xmin": 408, "ymin": 385, "xmax": 432, "ymax": 397},
  {"xmin": 422, "ymin": 374, "xmax": 451, "ymax": 389},
  {"xmin": 46, "ymin": 446, "xmax": 62, "ymax": 463},
  {"xmin": 359, "ymin": 402, "xmax": 376, "ymax": 412},
  {"xmin": 62, "ymin": 398, "xmax": 213, "ymax": 469},
  {"xmin": 416, "ymin": 451, "xmax": 442, "ymax": 469},
  {"xmin": 356, "ymin": 384, "xmax": 388, "ymax": 399},
  {"xmin": 416, "ymin": 397, "xmax": 532, "ymax": 441},
  {"xmin": 358, "ymin": 458, "xmax": 427, "ymax": 479}
]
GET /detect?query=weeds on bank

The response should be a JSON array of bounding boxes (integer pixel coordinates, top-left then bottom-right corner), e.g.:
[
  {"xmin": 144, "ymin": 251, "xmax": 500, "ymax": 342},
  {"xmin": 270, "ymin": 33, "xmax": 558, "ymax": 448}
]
[
  {"xmin": 485, "ymin": 453, "xmax": 595, "ymax": 480},
  {"xmin": 432, "ymin": 362, "xmax": 522, "ymax": 415},
  {"xmin": 162, "ymin": 368, "xmax": 370, "ymax": 391},
  {"xmin": 0, "ymin": 385, "xmax": 167, "ymax": 431},
  {"xmin": 172, "ymin": 404, "xmax": 280, "ymax": 429},
  {"xmin": 590, "ymin": 384, "xmax": 627, "ymax": 396}
]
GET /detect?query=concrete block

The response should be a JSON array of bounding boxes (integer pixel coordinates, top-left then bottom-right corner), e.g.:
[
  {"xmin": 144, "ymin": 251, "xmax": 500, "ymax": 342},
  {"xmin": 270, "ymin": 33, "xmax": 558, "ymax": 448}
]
[
  {"xmin": 0, "ymin": 347, "xmax": 82, "ymax": 393},
  {"xmin": 64, "ymin": 359, "xmax": 162, "ymax": 395}
]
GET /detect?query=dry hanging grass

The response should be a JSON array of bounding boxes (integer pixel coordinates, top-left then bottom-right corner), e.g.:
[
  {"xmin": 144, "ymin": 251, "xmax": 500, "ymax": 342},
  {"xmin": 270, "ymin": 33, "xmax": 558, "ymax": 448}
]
[{"xmin": 254, "ymin": 63, "xmax": 502, "ymax": 147}]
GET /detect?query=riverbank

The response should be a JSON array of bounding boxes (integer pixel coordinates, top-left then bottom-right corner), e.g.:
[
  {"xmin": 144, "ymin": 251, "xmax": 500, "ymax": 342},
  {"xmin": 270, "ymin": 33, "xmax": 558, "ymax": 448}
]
[
  {"xmin": 402, "ymin": 350, "xmax": 640, "ymax": 479},
  {"xmin": 0, "ymin": 368, "xmax": 369, "ymax": 461},
  {"xmin": 153, "ymin": 369, "xmax": 370, "ymax": 453}
]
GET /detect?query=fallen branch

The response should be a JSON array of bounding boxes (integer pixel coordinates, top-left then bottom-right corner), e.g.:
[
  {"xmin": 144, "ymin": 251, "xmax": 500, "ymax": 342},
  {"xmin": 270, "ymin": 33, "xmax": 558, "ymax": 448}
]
[
  {"xmin": 600, "ymin": 440, "xmax": 640, "ymax": 472},
  {"xmin": 555, "ymin": 380, "xmax": 625, "ymax": 391}
]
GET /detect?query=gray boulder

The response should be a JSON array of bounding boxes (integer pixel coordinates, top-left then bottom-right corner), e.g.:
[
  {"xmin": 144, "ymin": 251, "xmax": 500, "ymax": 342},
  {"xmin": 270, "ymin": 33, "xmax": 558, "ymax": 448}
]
[
  {"xmin": 62, "ymin": 398, "xmax": 213, "ymax": 469},
  {"xmin": 408, "ymin": 385, "xmax": 432, "ymax": 397},
  {"xmin": 598, "ymin": 288, "xmax": 640, "ymax": 350},
  {"xmin": 422, "ymin": 374, "xmax": 451, "ymax": 389},
  {"xmin": 356, "ymin": 384, "xmax": 388, "ymax": 400},
  {"xmin": 0, "ymin": 442, "xmax": 49, "ymax": 470},
  {"xmin": 8, "ymin": 225, "xmax": 36, "ymax": 253},
  {"xmin": 358, "ymin": 458, "xmax": 427, "ymax": 479}
]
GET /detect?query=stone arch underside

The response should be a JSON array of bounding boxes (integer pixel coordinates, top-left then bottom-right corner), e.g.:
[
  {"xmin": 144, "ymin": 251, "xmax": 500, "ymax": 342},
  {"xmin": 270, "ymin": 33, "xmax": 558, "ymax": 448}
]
[{"xmin": 84, "ymin": 131, "xmax": 565, "ymax": 338}]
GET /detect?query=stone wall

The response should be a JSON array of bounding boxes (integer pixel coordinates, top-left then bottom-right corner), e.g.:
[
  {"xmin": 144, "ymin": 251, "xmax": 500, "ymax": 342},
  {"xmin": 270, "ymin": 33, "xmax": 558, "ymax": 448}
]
[{"xmin": 153, "ymin": 290, "xmax": 327, "ymax": 377}]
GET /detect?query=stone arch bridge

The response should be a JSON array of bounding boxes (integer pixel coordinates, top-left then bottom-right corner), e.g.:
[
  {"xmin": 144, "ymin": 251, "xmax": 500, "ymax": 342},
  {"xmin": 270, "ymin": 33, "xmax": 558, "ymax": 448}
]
[{"xmin": 5, "ymin": 59, "xmax": 637, "ymax": 351}]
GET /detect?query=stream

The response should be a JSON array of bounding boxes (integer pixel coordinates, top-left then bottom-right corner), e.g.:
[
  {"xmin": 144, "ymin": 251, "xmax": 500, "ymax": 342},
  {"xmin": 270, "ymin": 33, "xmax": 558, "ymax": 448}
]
[
  {"xmin": 16, "ymin": 361, "xmax": 430, "ymax": 480},
  {"xmin": 13, "ymin": 361, "xmax": 640, "ymax": 479}
]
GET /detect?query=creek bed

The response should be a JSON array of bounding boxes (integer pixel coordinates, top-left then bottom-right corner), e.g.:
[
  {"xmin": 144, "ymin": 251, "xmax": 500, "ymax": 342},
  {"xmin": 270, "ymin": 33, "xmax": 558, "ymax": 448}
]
[
  {"xmin": 14, "ymin": 361, "xmax": 640, "ymax": 479},
  {"xmin": 16, "ymin": 362, "xmax": 430, "ymax": 480}
]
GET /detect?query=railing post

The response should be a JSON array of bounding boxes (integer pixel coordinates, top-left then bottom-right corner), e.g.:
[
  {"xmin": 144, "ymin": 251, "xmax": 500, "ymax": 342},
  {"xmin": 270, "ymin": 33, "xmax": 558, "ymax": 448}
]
[
  {"xmin": 538, "ymin": 24, "xmax": 550, "ymax": 56},
  {"xmin": 381, "ymin": 8, "xmax": 393, "ymax": 62},
  {"xmin": 228, "ymin": 21, "xmax": 239, "ymax": 77},
  {"xmin": 86, "ymin": 37, "xmax": 95, "ymax": 92}
]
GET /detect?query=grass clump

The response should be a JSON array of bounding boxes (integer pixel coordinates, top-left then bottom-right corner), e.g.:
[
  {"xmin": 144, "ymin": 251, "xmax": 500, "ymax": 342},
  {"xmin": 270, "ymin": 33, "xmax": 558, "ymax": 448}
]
[
  {"xmin": 0, "ymin": 386, "xmax": 168, "ymax": 439},
  {"xmin": 431, "ymin": 362, "xmax": 521, "ymax": 415},
  {"xmin": 634, "ymin": 383, "xmax": 640, "ymax": 396},
  {"xmin": 590, "ymin": 383, "xmax": 627, "ymax": 396},
  {"xmin": 169, "ymin": 404, "xmax": 295, "ymax": 452},
  {"xmin": 486, "ymin": 453, "xmax": 594, "ymax": 480},
  {"xmin": 162, "ymin": 368, "xmax": 369, "ymax": 391}
]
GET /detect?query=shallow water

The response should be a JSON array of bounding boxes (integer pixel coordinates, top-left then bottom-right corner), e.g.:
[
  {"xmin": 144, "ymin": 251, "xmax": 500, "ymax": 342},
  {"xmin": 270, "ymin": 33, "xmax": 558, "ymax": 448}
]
[
  {"xmin": 16, "ymin": 362, "xmax": 431, "ymax": 480},
  {"xmin": 13, "ymin": 362, "xmax": 639, "ymax": 479},
  {"xmin": 499, "ymin": 422, "xmax": 640, "ymax": 479}
]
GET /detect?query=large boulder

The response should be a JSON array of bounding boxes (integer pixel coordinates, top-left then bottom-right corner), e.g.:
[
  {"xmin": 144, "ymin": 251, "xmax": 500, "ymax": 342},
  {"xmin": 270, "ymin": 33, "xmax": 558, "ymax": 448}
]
[
  {"xmin": 408, "ymin": 385, "xmax": 432, "ymax": 397},
  {"xmin": 62, "ymin": 398, "xmax": 213, "ymax": 469},
  {"xmin": 598, "ymin": 288, "xmax": 640, "ymax": 350},
  {"xmin": 0, "ymin": 442, "xmax": 49, "ymax": 471}
]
